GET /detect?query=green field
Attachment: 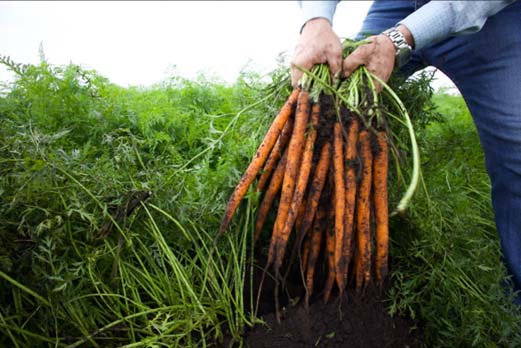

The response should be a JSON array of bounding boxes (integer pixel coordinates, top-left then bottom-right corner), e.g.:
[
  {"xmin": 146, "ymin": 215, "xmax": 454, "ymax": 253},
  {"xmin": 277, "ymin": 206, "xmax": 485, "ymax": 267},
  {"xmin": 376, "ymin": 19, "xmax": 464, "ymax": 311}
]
[{"xmin": 1, "ymin": 56, "xmax": 520, "ymax": 347}]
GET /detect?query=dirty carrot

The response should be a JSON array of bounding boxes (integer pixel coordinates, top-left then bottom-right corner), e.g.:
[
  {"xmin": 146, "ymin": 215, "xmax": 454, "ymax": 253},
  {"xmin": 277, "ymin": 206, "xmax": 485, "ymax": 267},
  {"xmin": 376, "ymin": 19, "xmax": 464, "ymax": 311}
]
[
  {"xmin": 220, "ymin": 87, "xmax": 300, "ymax": 233},
  {"xmin": 333, "ymin": 121, "xmax": 347, "ymax": 294},
  {"xmin": 301, "ymin": 234, "xmax": 311, "ymax": 276},
  {"xmin": 279, "ymin": 102, "xmax": 320, "ymax": 254},
  {"xmin": 373, "ymin": 130, "xmax": 389, "ymax": 284},
  {"xmin": 257, "ymin": 116, "xmax": 294, "ymax": 193},
  {"xmin": 323, "ymin": 192, "xmax": 336, "ymax": 304},
  {"xmin": 297, "ymin": 140, "xmax": 331, "ymax": 248},
  {"xmin": 305, "ymin": 204, "xmax": 326, "ymax": 307},
  {"xmin": 269, "ymin": 89, "xmax": 310, "ymax": 269},
  {"xmin": 355, "ymin": 128, "xmax": 373, "ymax": 290},
  {"xmin": 295, "ymin": 195, "xmax": 308, "ymax": 241},
  {"xmin": 340, "ymin": 115, "xmax": 360, "ymax": 288},
  {"xmin": 254, "ymin": 147, "xmax": 289, "ymax": 243}
]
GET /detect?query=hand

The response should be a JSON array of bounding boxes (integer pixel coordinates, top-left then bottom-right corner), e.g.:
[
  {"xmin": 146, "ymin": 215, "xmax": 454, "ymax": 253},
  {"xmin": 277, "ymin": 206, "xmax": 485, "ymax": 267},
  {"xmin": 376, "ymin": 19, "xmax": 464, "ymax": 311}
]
[
  {"xmin": 343, "ymin": 25, "xmax": 414, "ymax": 92},
  {"xmin": 290, "ymin": 18, "xmax": 343, "ymax": 87},
  {"xmin": 342, "ymin": 34, "xmax": 396, "ymax": 92}
]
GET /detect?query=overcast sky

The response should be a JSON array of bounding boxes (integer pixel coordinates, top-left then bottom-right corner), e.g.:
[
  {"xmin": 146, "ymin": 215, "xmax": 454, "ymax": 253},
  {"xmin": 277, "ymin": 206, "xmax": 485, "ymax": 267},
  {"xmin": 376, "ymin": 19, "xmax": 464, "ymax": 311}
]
[{"xmin": 1, "ymin": 1, "xmax": 454, "ymax": 89}]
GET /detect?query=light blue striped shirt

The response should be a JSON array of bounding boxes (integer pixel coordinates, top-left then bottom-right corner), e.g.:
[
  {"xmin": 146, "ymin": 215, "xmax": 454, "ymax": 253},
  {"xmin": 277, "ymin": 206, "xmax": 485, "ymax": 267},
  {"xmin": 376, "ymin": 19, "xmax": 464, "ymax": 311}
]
[{"xmin": 298, "ymin": 0, "xmax": 516, "ymax": 50}]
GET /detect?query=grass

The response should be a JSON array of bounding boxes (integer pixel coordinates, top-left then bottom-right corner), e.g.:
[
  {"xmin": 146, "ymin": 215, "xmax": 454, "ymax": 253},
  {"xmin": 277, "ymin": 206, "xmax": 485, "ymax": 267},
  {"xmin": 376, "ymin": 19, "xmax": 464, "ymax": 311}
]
[
  {"xmin": 0, "ymin": 54, "xmax": 279, "ymax": 347},
  {"xmin": 1, "ymin": 54, "xmax": 520, "ymax": 347},
  {"xmin": 387, "ymin": 91, "xmax": 521, "ymax": 347}
]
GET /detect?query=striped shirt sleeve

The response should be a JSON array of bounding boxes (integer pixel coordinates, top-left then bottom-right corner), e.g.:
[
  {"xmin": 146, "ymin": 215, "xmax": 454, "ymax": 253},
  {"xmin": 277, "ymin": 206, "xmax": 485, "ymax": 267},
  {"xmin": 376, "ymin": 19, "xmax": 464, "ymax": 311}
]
[
  {"xmin": 399, "ymin": 0, "xmax": 517, "ymax": 50},
  {"xmin": 297, "ymin": 1, "xmax": 340, "ymax": 31}
]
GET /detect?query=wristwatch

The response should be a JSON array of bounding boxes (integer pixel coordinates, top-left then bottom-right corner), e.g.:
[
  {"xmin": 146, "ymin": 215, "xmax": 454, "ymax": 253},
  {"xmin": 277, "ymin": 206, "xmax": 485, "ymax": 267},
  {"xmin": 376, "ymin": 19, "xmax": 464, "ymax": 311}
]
[{"xmin": 382, "ymin": 27, "xmax": 412, "ymax": 68}]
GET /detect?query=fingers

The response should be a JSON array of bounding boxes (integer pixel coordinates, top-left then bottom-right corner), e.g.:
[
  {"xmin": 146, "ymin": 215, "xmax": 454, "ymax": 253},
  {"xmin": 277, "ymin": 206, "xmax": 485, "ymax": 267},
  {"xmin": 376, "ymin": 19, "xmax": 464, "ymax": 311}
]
[
  {"xmin": 290, "ymin": 48, "xmax": 317, "ymax": 87},
  {"xmin": 342, "ymin": 39, "xmax": 374, "ymax": 78},
  {"xmin": 342, "ymin": 35, "xmax": 396, "ymax": 92},
  {"xmin": 291, "ymin": 31, "xmax": 395, "ymax": 90},
  {"xmin": 290, "ymin": 18, "xmax": 343, "ymax": 87},
  {"xmin": 343, "ymin": 50, "xmax": 367, "ymax": 79},
  {"xmin": 326, "ymin": 47, "xmax": 343, "ymax": 81},
  {"xmin": 291, "ymin": 43, "xmax": 343, "ymax": 87}
]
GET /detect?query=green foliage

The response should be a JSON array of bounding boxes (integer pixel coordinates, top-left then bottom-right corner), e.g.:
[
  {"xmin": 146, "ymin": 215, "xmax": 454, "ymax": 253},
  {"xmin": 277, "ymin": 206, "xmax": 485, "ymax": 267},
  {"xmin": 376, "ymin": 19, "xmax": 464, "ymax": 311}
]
[
  {"xmin": 0, "ymin": 55, "xmax": 283, "ymax": 347},
  {"xmin": 1, "ymin": 54, "xmax": 520, "ymax": 348},
  {"xmin": 388, "ymin": 92, "xmax": 521, "ymax": 347}
]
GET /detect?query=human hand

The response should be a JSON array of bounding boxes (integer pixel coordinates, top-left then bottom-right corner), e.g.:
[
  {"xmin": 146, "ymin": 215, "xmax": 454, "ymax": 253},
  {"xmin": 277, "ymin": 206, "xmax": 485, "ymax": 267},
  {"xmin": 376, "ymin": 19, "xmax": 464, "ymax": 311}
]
[
  {"xmin": 290, "ymin": 18, "xmax": 343, "ymax": 87},
  {"xmin": 343, "ymin": 25, "xmax": 414, "ymax": 92},
  {"xmin": 342, "ymin": 35, "xmax": 395, "ymax": 92}
]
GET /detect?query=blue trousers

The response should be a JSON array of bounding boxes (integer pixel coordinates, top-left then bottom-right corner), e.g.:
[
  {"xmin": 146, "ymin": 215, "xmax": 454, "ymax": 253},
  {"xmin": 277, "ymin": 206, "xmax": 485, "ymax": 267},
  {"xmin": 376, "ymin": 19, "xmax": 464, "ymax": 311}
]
[{"xmin": 357, "ymin": 0, "xmax": 521, "ymax": 304}]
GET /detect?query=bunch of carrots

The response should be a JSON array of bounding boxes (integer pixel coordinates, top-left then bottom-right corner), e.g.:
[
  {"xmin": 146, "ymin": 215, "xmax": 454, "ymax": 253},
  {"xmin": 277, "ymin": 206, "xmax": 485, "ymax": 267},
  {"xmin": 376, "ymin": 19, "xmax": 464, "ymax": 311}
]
[{"xmin": 219, "ymin": 40, "xmax": 419, "ymax": 316}]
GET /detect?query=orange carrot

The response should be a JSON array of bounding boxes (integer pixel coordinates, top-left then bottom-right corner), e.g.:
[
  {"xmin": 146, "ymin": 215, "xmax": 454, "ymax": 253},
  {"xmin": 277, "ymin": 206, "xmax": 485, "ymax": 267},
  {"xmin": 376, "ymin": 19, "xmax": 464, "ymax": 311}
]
[
  {"xmin": 355, "ymin": 128, "xmax": 373, "ymax": 290},
  {"xmin": 333, "ymin": 121, "xmax": 347, "ymax": 294},
  {"xmin": 278, "ymin": 102, "xmax": 320, "ymax": 260},
  {"xmin": 373, "ymin": 130, "xmax": 389, "ymax": 284},
  {"xmin": 301, "ymin": 233, "xmax": 311, "ymax": 276},
  {"xmin": 340, "ymin": 116, "xmax": 360, "ymax": 289},
  {"xmin": 296, "ymin": 194, "xmax": 310, "ymax": 272},
  {"xmin": 295, "ymin": 195, "xmax": 308, "ymax": 241},
  {"xmin": 220, "ymin": 87, "xmax": 300, "ymax": 233},
  {"xmin": 305, "ymin": 203, "xmax": 326, "ymax": 307},
  {"xmin": 297, "ymin": 141, "xmax": 331, "ymax": 246},
  {"xmin": 257, "ymin": 116, "xmax": 294, "ymax": 193},
  {"xmin": 269, "ymin": 89, "xmax": 310, "ymax": 269},
  {"xmin": 283, "ymin": 194, "xmax": 309, "ymax": 284},
  {"xmin": 323, "ymin": 193, "xmax": 336, "ymax": 304},
  {"xmin": 254, "ymin": 147, "xmax": 288, "ymax": 243}
]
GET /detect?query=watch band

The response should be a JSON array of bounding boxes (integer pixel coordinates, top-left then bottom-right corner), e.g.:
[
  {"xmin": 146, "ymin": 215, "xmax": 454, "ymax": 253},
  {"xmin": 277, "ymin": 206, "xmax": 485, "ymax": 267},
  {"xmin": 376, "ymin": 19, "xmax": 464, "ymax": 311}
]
[{"xmin": 382, "ymin": 27, "xmax": 412, "ymax": 68}]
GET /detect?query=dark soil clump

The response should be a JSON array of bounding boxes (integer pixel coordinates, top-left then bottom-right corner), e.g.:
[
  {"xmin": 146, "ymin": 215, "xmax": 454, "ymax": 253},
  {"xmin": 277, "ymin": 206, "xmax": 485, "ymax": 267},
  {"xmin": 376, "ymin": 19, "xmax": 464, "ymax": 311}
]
[{"xmin": 243, "ymin": 262, "xmax": 423, "ymax": 348}]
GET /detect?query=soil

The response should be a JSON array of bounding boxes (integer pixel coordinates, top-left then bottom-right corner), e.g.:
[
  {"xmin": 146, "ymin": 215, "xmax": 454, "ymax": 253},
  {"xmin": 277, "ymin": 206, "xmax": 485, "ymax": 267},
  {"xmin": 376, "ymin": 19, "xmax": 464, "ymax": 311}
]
[{"xmin": 241, "ymin": 257, "xmax": 423, "ymax": 348}]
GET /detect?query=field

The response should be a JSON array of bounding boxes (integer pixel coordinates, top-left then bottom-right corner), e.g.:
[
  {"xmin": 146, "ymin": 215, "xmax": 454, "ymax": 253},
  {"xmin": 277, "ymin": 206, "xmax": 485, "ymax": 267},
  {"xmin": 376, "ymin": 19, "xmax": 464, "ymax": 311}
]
[{"xmin": 1, "ymin": 55, "xmax": 521, "ymax": 347}]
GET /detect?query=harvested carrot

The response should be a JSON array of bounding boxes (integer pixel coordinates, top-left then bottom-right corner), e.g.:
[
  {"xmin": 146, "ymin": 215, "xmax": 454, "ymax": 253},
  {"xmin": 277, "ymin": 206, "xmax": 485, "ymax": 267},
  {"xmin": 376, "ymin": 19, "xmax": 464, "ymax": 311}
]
[
  {"xmin": 333, "ymin": 121, "xmax": 347, "ymax": 294},
  {"xmin": 220, "ymin": 87, "xmax": 300, "ymax": 233},
  {"xmin": 323, "ymin": 190, "xmax": 336, "ymax": 304},
  {"xmin": 254, "ymin": 148, "xmax": 289, "ymax": 243},
  {"xmin": 279, "ymin": 102, "xmax": 320, "ymax": 256},
  {"xmin": 296, "ymin": 194, "xmax": 310, "ymax": 272},
  {"xmin": 301, "ymin": 233, "xmax": 311, "ymax": 276},
  {"xmin": 373, "ymin": 130, "xmax": 389, "ymax": 284},
  {"xmin": 257, "ymin": 116, "xmax": 294, "ymax": 193},
  {"xmin": 305, "ymin": 203, "xmax": 326, "ymax": 307},
  {"xmin": 355, "ymin": 128, "xmax": 373, "ymax": 290},
  {"xmin": 295, "ymin": 195, "xmax": 308, "ymax": 242},
  {"xmin": 283, "ymin": 193, "xmax": 309, "ymax": 284},
  {"xmin": 340, "ymin": 116, "xmax": 360, "ymax": 289},
  {"xmin": 282, "ymin": 142, "xmax": 331, "ymax": 278},
  {"xmin": 269, "ymin": 89, "xmax": 310, "ymax": 269},
  {"xmin": 296, "ymin": 141, "xmax": 331, "ymax": 248}
]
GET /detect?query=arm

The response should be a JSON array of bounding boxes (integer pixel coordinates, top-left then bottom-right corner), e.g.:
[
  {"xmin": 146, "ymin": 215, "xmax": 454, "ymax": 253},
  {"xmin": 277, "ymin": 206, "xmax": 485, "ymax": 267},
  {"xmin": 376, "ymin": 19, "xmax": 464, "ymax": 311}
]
[
  {"xmin": 344, "ymin": 0, "xmax": 517, "ymax": 90},
  {"xmin": 399, "ymin": 0, "xmax": 517, "ymax": 50}
]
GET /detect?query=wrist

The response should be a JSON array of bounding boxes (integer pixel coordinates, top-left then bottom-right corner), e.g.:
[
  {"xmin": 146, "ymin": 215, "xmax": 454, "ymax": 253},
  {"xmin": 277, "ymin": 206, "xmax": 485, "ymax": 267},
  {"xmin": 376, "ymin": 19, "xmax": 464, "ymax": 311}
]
[
  {"xmin": 381, "ymin": 26, "xmax": 413, "ymax": 68},
  {"xmin": 301, "ymin": 17, "xmax": 332, "ymax": 34},
  {"xmin": 397, "ymin": 24, "xmax": 415, "ymax": 49}
]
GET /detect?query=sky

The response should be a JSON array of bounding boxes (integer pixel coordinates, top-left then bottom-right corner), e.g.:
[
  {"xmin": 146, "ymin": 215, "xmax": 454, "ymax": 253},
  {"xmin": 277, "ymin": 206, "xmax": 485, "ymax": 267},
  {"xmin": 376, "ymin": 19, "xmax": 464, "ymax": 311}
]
[{"xmin": 0, "ymin": 1, "xmax": 454, "ymax": 89}]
